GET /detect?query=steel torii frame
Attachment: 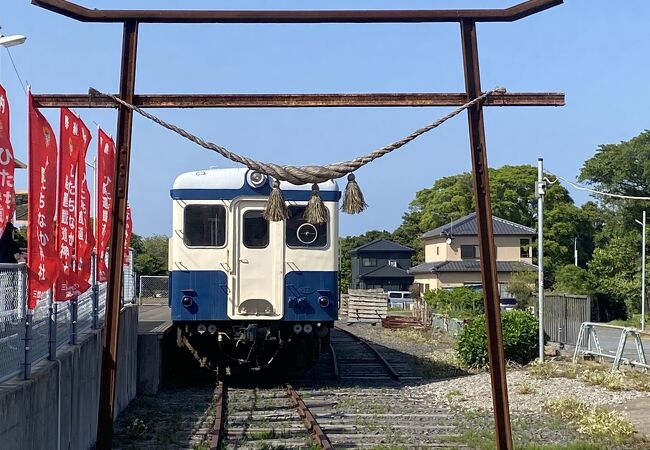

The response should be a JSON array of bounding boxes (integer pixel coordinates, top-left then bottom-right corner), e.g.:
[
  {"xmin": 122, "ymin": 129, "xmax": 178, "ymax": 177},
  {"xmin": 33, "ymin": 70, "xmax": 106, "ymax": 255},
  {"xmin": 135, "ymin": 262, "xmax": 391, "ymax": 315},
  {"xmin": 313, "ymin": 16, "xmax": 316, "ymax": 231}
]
[{"xmin": 30, "ymin": 1, "xmax": 565, "ymax": 449}]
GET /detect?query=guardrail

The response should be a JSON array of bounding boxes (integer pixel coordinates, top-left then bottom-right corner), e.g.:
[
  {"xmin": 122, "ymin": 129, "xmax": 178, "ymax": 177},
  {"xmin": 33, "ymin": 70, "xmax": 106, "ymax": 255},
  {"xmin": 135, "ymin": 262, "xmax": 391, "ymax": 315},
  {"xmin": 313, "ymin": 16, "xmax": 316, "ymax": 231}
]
[
  {"xmin": 0, "ymin": 252, "xmax": 135, "ymax": 384},
  {"xmin": 573, "ymin": 322, "xmax": 649, "ymax": 372}
]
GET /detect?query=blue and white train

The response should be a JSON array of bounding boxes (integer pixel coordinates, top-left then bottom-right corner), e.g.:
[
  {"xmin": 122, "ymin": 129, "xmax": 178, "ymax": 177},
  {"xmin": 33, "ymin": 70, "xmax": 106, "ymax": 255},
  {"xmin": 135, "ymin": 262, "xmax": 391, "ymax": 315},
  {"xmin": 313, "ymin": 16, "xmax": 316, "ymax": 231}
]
[{"xmin": 168, "ymin": 168, "xmax": 339, "ymax": 371}]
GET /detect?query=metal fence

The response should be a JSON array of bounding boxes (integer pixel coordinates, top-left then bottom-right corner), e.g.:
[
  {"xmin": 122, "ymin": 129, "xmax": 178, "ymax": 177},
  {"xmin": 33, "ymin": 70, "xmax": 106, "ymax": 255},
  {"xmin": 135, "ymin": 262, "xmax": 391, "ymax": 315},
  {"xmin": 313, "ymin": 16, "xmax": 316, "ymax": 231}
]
[
  {"xmin": 0, "ymin": 250, "xmax": 135, "ymax": 384},
  {"xmin": 138, "ymin": 275, "xmax": 169, "ymax": 305},
  {"xmin": 543, "ymin": 294, "xmax": 591, "ymax": 346}
]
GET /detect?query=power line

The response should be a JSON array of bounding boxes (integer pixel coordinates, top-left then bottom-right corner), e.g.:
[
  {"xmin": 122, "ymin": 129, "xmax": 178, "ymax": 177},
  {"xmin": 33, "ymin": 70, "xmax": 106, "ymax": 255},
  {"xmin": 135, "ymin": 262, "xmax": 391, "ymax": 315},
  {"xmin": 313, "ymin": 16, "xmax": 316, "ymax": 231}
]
[
  {"xmin": 5, "ymin": 47, "xmax": 27, "ymax": 94},
  {"xmin": 548, "ymin": 173, "xmax": 650, "ymax": 201}
]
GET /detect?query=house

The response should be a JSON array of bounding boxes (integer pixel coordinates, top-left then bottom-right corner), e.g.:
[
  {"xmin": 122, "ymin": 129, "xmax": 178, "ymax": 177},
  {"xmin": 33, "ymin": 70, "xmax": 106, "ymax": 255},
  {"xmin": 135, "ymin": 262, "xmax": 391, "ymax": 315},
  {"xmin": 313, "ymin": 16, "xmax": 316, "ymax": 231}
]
[
  {"xmin": 409, "ymin": 212, "xmax": 536, "ymax": 294},
  {"xmin": 350, "ymin": 239, "xmax": 414, "ymax": 292}
]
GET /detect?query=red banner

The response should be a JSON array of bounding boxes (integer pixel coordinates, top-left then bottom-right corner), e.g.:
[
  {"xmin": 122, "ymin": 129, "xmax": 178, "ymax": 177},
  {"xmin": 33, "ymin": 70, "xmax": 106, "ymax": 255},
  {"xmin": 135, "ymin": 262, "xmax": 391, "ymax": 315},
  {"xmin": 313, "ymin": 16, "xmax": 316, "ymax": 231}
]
[
  {"xmin": 27, "ymin": 91, "xmax": 60, "ymax": 309},
  {"xmin": 75, "ymin": 121, "xmax": 94, "ymax": 294},
  {"xmin": 123, "ymin": 205, "xmax": 132, "ymax": 266},
  {"xmin": 54, "ymin": 109, "xmax": 91, "ymax": 300},
  {"xmin": 96, "ymin": 128, "xmax": 115, "ymax": 282},
  {"xmin": 0, "ymin": 85, "xmax": 16, "ymax": 230}
]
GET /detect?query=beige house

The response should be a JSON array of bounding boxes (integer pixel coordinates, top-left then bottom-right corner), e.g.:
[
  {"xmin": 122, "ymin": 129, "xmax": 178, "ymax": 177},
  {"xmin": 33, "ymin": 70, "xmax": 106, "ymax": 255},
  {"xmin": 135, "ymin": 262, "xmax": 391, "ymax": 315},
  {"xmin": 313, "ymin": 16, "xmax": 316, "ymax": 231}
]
[{"xmin": 409, "ymin": 212, "xmax": 536, "ymax": 295}]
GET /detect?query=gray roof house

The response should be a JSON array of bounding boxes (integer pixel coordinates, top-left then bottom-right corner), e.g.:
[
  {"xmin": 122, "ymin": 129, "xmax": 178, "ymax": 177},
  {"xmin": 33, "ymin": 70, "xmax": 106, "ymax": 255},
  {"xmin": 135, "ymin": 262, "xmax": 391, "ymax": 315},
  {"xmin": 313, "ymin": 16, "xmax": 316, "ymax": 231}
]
[
  {"xmin": 350, "ymin": 239, "xmax": 414, "ymax": 292},
  {"xmin": 410, "ymin": 212, "xmax": 536, "ymax": 293}
]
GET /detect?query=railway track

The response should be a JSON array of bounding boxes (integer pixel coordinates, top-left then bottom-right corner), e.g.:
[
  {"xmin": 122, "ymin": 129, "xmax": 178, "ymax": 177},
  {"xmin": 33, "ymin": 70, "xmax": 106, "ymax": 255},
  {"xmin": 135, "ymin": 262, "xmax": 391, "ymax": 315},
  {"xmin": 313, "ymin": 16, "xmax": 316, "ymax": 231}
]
[
  {"xmin": 113, "ymin": 323, "xmax": 463, "ymax": 449},
  {"xmin": 206, "ymin": 325, "xmax": 463, "ymax": 449},
  {"xmin": 209, "ymin": 381, "xmax": 332, "ymax": 450}
]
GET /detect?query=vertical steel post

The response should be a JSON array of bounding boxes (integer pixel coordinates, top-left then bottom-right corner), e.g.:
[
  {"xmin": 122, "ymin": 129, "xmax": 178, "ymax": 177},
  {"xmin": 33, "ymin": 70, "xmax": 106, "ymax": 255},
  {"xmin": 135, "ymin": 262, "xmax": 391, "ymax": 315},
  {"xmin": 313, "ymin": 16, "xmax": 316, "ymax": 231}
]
[
  {"xmin": 92, "ymin": 252, "xmax": 99, "ymax": 330},
  {"xmin": 642, "ymin": 211, "xmax": 646, "ymax": 331},
  {"xmin": 537, "ymin": 158, "xmax": 545, "ymax": 361},
  {"xmin": 70, "ymin": 296, "xmax": 78, "ymax": 345},
  {"xmin": 23, "ymin": 310, "xmax": 32, "ymax": 379},
  {"xmin": 460, "ymin": 19, "xmax": 513, "ymax": 450},
  {"xmin": 21, "ymin": 265, "xmax": 32, "ymax": 379},
  {"xmin": 96, "ymin": 19, "xmax": 139, "ymax": 450},
  {"xmin": 48, "ymin": 294, "xmax": 57, "ymax": 360}
]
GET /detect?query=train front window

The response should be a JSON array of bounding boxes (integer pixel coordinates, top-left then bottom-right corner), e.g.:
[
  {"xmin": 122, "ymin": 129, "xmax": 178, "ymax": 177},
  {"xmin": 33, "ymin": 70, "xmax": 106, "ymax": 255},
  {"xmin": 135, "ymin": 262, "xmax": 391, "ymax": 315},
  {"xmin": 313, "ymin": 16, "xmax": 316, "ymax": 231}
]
[
  {"xmin": 184, "ymin": 205, "xmax": 226, "ymax": 247},
  {"xmin": 286, "ymin": 206, "xmax": 327, "ymax": 248},
  {"xmin": 243, "ymin": 210, "xmax": 269, "ymax": 248}
]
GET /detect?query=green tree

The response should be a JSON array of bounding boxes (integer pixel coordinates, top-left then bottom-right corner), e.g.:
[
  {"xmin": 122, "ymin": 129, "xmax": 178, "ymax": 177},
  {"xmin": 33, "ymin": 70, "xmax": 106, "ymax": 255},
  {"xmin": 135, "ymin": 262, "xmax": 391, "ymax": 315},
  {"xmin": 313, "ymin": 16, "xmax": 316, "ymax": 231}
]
[
  {"xmin": 506, "ymin": 267, "xmax": 537, "ymax": 308},
  {"xmin": 134, "ymin": 234, "xmax": 169, "ymax": 276},
  {"xmin": 579, "ymin": 130, "xmax": 650, "ymax": 227},
  {"xmin": 553, "ymin": 264, "xmax": 596, "ymax": 296}
]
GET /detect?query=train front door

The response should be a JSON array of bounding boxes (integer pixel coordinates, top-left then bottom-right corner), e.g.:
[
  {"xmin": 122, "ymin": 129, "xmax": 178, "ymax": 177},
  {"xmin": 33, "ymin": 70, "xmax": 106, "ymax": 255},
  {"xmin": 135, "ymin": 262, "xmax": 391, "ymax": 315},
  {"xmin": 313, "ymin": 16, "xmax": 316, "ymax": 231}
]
[{"xmin": 231, "ymin": 200, "xmax": 285, "ymax": 319}]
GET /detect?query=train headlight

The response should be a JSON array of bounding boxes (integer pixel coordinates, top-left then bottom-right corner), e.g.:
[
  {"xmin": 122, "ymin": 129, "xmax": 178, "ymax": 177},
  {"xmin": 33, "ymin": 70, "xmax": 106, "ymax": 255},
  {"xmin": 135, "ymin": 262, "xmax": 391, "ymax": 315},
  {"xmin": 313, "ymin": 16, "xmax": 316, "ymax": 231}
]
[
  {"xmin": 181, "ymin": 296, "xmax": 193, "ymax": 308},
  {"xmin": 197, "ymin": 324, "xmax": 207, "ymax": 334},
  {"xmin": 292, "ymin": 323, "xmax": 303, "ymax": 334},
  {"xmin": 318, "ymin": 296, "xmax": 330, "ymax": 308},
  {"xmin": 246, "ymin": 170, "xmax": 267, "ymax": 188},
  {"xmin": 208, "ymin": 324, "xmax": 218, "ymax": 335},
  {"xmin": 303, "ymin": 324, "xmax": 313, "ymax": 334}
]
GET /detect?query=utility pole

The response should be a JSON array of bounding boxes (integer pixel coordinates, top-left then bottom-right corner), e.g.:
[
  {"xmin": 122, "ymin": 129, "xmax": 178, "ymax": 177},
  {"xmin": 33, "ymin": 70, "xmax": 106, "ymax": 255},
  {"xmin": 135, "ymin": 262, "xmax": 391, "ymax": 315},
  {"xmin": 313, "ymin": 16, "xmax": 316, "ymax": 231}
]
[
  {"xmin": 536, "ymin": 158, "xmax": 545, "ymax": 362},
  {"xmin": 574, "ymin": 237, "xmax": 578, "ymax": 267},
  {"xmin": 637, "ymin": 212, "xmax": 646, "ymax": 331}
]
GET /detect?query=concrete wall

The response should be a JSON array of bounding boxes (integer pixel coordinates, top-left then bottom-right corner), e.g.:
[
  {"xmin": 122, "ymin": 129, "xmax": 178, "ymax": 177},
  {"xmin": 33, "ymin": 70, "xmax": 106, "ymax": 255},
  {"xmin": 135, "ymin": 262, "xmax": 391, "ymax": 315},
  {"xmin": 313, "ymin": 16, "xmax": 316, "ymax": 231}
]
[{"xmin": 0, "ymin": 305, "xmax": 138, "ymax": 450}]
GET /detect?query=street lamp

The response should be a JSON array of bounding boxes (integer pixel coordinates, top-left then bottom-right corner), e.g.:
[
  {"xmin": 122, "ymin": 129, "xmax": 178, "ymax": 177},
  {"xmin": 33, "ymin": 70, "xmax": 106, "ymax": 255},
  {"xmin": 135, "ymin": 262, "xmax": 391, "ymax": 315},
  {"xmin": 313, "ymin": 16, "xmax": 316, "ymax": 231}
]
[
  {"xmin": 0, "ymin": 29, "xmax": 27, "ymax": 83},
  {"xmin": 0, "ymin": 34, "xmax": 27, "ymax": 48}
]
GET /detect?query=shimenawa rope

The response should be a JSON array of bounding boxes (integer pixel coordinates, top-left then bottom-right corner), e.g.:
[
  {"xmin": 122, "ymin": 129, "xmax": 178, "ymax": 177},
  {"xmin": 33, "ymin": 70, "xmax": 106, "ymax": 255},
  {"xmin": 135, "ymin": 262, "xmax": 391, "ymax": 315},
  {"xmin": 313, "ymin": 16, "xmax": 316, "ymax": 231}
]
[{"xmin": 88, "ymin": 86, "xmax": 505, "ymax": 222}]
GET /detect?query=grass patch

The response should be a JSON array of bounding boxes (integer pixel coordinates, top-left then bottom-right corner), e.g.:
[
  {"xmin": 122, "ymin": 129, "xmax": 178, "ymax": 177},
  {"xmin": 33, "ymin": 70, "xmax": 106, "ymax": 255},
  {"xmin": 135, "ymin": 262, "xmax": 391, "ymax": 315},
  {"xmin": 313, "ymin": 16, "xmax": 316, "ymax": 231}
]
[
  {"xmin": 578, "ymin": 369, "xmax": 627, "ymax": 391},
  {"xmin": 544, "ymin": 398, "xmax": 635, "ymax": 440},
  {"xmin": 516, "ymin": 382, "xmax": 535, "ymax": 395}
]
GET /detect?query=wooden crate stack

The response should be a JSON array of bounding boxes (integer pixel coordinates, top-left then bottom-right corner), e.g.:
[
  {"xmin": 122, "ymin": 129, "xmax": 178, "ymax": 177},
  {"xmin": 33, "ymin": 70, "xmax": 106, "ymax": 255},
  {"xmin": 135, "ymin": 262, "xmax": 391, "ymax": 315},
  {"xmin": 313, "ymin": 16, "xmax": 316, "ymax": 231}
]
[{"xmin": 346, "ymin": 289, "xmax": 388, "ymax": 324}]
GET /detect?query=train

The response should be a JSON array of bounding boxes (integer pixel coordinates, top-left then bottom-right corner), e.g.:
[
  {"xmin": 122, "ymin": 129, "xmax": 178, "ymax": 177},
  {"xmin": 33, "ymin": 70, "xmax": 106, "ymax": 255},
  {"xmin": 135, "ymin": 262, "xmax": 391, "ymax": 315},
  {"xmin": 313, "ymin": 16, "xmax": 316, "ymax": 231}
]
[{"xmin": 168, "ymin": 168, "xmax": 340, "ymax": 372}]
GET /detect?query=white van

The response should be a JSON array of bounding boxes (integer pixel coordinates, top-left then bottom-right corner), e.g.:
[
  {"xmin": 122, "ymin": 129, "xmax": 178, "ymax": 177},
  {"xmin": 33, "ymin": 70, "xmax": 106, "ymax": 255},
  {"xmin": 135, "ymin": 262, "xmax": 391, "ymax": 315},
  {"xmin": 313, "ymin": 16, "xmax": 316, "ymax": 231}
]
[{"xmin": 387, "ymin": 291, "xmax": 413, "ymax": 309}]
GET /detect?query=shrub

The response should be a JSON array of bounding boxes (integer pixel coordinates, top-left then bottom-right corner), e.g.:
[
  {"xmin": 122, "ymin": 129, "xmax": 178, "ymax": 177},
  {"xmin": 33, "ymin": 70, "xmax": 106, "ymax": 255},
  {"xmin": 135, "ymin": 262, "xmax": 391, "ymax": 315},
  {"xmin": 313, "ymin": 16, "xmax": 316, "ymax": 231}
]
[
  {"xmin": 457, "ymin": 310, "xmax": 540, "ymax": 367},
  {"xmin": 424, "ymin": 287, "xmax": 483, "ymax": 318}
]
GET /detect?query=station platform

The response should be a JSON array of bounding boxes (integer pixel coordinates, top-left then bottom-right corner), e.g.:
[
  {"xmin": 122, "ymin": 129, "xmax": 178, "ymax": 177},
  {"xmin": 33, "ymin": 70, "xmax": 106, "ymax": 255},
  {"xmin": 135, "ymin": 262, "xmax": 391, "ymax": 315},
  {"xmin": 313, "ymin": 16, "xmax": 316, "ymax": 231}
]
[{"xmin": 137, "ymin": 304, "xmax": 172, "ymax": 395}]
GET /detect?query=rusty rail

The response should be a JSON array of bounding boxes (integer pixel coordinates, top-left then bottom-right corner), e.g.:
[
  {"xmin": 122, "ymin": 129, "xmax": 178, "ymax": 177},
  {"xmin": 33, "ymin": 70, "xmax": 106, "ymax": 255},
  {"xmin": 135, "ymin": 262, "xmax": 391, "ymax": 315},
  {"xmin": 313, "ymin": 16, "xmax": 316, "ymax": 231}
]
[
  {"xmin": 209, "ymin": 382, "xmax": 225, "ymax": 450},
  {"xmin": 329, "ymin": 341, "xmax": 340, "ymax": 380},
  {"xmin": 286, "ymin": 383, "xmax": 333, "ymax": 450},
  {"xmin": 334, "ymin": 326, "xmax": 400, "ymax": 380}
]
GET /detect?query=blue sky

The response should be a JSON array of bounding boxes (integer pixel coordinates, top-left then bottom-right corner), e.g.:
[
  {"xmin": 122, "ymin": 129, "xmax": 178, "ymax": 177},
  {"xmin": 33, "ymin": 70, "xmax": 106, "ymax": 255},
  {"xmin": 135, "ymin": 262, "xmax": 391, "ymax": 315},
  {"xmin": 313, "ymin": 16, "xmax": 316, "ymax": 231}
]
[{"xmin": 2, "ymin": 1, "xmax": 649, "ymax": 237}]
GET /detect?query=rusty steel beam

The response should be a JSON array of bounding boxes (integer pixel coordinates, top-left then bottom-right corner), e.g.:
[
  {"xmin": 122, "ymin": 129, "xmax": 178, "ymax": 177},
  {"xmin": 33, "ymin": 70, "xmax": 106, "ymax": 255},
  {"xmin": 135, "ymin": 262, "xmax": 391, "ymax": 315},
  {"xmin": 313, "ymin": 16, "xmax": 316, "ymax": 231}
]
[
  {"xmin": 32, "ymin": 0, "xmax": 562, "ymax": 23},
  {"xmin": 96, "ymin": 20, "xmax": 138, "ymax": 450},
  {"xmin": 31, "ymin": 92, "xmax": 565, "ymax": 109},
  {"xmin": 461, "ymin": 20, "xmax": 513, "ymax": 450}
]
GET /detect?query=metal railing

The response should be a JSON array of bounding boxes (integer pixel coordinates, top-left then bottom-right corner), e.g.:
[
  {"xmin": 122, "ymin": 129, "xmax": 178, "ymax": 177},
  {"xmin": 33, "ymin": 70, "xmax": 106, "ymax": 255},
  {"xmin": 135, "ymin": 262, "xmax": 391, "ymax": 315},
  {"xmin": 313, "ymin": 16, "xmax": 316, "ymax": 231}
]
[
  {"xmin": 0, "ymin": 250, "xmax": 135, "ymax": 384},
  {"xmin": 138, "ymin": 275, "xmax": 169, "ymax": 305},
  {"xmin": 573, "ymin": 322, "xmax": 649, "ymax": 372}
]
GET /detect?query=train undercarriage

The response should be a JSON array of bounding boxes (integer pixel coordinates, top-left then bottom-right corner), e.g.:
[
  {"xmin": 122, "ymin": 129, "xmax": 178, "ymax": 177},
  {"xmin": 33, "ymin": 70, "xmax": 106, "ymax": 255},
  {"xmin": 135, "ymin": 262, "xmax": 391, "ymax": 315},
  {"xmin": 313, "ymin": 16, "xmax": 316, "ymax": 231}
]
[{"xmin": 175, "ymin": 320, "xmax": 332, "ymax": 373}]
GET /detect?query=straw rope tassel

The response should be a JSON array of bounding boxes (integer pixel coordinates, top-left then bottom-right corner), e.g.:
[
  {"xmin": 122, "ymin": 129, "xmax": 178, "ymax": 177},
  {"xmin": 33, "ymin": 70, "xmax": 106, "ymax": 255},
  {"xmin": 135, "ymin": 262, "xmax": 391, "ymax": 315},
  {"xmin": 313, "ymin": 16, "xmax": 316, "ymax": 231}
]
[
  {"xmin": 304, "ymin": 184, "xmax": 328, "ymax": 224},
  {"xmin": 264, "ymin": 180, "xmax": 289, "ymax": 221},
  {"xmin": 341, "ymin": 173, "xmax": 367, "ymax": 214}
]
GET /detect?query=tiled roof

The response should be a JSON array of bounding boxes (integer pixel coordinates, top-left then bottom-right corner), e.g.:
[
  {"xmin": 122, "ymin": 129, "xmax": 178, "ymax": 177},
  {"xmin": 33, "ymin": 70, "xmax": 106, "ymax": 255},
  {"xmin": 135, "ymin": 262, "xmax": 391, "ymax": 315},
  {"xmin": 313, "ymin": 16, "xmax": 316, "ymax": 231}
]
[
  {"xmin": 359, "ymin": 264, "xmax": 414, "ymax": 279},
  {"xmin": 350, "ymin": 239, "xmax": 413, "ymax": 254},
  {"xmin": 422, "ymin": 212, "xmax": 536, "ymax": 239},
  {"xmin": 409, "ymin": 260, "xmax": 536, "ymax": 274}
]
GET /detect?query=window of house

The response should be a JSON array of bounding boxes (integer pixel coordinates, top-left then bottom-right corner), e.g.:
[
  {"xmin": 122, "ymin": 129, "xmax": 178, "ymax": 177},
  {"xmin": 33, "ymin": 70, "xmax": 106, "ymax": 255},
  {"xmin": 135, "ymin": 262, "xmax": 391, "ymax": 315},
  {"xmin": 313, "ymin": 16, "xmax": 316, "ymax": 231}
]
[
  {"xmin": 520, "ymin": 239, "xmax": 531, "ymax": 258},
  {"xmin": 388, "ymin": 260, "xmax": 397, "ymax": 267},
  {"xmin": 362, "ymin": 258, "xmax": 377, "ymax": 267},
  {"xmin": 436, "ymin": 246, "xmax": 440, "ymax": 255},
  {"xmin": 286, "ymin": 206, "xmax": 327, "ymax": 248},
  {"xmin": 184, "ymin": 205, "xmax": 226, "ymax": 247},
  {"xmin": 461, "ymin": 244, "xmax": 480, "ymax": 259},
  {"xmin": 243, "ymin": 210, "xmax": 269, "ymax": 248}
]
